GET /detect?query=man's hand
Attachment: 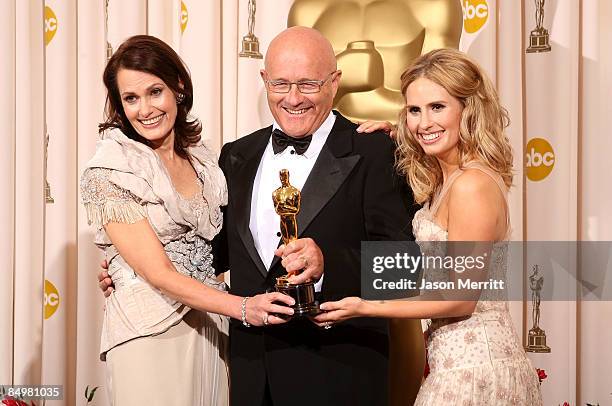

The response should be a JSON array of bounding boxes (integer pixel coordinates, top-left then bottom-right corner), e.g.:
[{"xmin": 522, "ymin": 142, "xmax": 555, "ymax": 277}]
[
  {"xmin": 356, "ymin": 120, "xmax": 397, "ymax": 139},
  {"xmin": 274, "ymin": 237, "xmax": 323, "ymax": 284},
  {"xmin": 98, "ymin": 259, "xmax": 114, "ymax": 298}
]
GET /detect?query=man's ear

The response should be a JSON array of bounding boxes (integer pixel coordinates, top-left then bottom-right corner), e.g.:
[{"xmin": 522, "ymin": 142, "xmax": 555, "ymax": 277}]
[
  {"xmin": 260, "ymin": 69, "xmax": 267, "ymax": 83},
  {"xmin": 330, "ymin": 70, "xmax": 342, "ymax": 96}
]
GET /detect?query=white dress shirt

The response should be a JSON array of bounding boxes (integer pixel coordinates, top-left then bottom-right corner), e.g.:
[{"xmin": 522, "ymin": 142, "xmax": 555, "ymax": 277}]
[{"xmin": 249, "ymin": 112, "xmax": 336, "ymax": 290}]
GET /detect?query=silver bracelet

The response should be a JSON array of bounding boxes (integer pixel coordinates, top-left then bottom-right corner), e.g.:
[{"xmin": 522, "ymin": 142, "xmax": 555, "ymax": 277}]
[{"xmin": 241, "ymin": 296, "xmax": 251, "ymax": 327}]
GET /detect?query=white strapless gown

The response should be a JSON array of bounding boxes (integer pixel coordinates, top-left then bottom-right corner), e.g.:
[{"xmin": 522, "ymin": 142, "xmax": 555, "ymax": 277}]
[{"xmin": 412, "ymin": 165, "xmax": 543, "ymax": 406}]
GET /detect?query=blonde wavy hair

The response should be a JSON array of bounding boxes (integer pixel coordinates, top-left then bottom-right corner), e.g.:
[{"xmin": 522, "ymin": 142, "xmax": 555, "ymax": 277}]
[{"xmin": 395, "ymin": 48, "xmax": 513, "ymax": 205}]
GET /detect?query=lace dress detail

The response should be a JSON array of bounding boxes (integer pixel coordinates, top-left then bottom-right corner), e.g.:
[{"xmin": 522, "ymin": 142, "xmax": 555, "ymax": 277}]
[
  {"xmin": 81, "ymin": 167, "xmax": 147, "ymax": 226},
  {"xmin": 413, "ymin": 163, "xmax": 542, "ymax": 406}
]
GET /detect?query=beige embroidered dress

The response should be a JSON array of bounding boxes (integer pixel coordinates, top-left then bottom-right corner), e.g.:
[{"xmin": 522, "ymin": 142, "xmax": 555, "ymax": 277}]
[
  {"xmin": 81, "ymin": 128, "xmax": 229, "ymax": 405},
  {"xmin": 412, "ymin": 162, "xmax": 542, "ymax": 406}
]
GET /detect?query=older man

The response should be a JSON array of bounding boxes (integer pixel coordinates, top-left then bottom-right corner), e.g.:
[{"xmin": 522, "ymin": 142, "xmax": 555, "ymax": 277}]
[{"xmin": 217, "ymin": 27, "xmax": 416, "ymax": 406}]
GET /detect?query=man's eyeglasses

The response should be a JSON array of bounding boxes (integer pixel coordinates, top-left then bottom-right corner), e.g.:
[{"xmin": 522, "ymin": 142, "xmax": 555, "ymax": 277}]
[{"xmin": 265, "ymin": 71, "xmax": 338, "ymax": 94}]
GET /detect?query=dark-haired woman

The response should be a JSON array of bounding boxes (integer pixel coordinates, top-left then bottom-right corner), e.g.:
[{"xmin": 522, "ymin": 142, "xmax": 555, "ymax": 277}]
[{"xmin": 80, "ymin": 35, "xmax": 293, "ymax": 405}]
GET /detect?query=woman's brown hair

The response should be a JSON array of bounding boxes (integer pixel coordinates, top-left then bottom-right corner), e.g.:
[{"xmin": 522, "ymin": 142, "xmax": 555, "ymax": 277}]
[{"xmin": 99, "ymin": 35, "xmax": 201, "ymax": 158}]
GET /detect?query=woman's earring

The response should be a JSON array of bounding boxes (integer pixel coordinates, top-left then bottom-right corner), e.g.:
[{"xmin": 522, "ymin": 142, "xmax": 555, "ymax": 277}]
[{"xmin": 176, "ymin": 93, "xmax": 185, "ymax": 104}]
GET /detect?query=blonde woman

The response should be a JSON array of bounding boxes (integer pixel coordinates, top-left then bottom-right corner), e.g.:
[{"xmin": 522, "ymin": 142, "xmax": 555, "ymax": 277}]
[{"xmin": 316, "ymin": 49, "xmax": 542, "ymax": 405}]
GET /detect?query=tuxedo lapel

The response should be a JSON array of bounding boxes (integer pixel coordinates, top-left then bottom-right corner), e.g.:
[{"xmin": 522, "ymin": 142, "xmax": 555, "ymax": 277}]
[
  {"xmin": 230, "ymin": 127, "xmax": 271, "ymax": 277},
  {"xmin": 298, "ymin": 146, "xmax": 359, "ymax": 237},
  {"xmin": 268, "ymin": 113, "xmax": 360, "ymax": 272}
]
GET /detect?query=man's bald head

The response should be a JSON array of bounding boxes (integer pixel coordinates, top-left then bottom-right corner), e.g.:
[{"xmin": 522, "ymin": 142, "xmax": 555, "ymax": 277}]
[
  {"xmin": 265, "ymin": 26, "xmax": 337, "ymax": 74},
  {"xmin": 261, "ymin": 27, "xmax": 341, "ymax": 138}
]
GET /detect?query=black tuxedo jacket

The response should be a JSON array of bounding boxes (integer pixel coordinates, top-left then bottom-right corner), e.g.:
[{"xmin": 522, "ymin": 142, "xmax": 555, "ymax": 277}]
[{"xmin": 215, "ymin": 112, "xmax": 417, "ymax": 406}]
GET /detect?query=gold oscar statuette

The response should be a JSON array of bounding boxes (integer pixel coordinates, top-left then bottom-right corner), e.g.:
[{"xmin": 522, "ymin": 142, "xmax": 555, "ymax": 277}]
[
  {"xmin": 239, "ymin": 0, "xmax": 263, "ymax": 59},
  {"xmin": 273, "ymin": 169, "xmax": 319, "ymax": 317},
  {"xmin": 45, "ymin": 127, "xmax": 54, "ymax": 204},
  {"xmin": 525, "ymin": 265, "xmax": 551, "ymax": 352},
  {"xmin": 527, "ymin": 0, "xmax": 552, "ymax": 53},
  {"xmin": 104, "ymin": 0, "xmax": 113, "ymax": 60}
]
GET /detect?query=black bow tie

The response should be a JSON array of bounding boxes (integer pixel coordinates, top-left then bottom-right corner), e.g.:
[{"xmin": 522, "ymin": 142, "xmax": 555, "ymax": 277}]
[{"xmin": 271, "ymin": 129, "xmax": 312, "ymax": 155}]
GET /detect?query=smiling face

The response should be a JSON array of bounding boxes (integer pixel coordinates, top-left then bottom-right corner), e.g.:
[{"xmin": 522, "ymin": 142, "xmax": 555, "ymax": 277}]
[
  {"xmin": 116, "ymin": 68, "xmax": 177, "ymax": 147},
  {"xmin": 261, "ymin": 27, "xmax": 340, "ymax": 138},
  {"xmin": 404, "ymin": 77, "xmax": 464, "ymax": 162}
]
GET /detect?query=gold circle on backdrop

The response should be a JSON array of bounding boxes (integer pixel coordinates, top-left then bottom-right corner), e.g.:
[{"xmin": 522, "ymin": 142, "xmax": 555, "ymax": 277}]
[
  {"xmin": 44, "ymin": 6, "xmax": 58, "ymax": 46},
  {"xmin": 462, "ymin": 0, "xmax": 489, "ymax": 34},
  {"xmin": 181, "ymin": 2, "xmax": 189, "ymax": 34},
  {"xmin": 44, "ymin": 279, "xmax": 60, "ymax": 319},
  {"xmin": 525, "ymin": 137, "xmax": 555, "ymax": 181}
]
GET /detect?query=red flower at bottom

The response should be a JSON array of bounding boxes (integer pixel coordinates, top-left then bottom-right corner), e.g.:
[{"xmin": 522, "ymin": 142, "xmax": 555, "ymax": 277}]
[
  {"xmin": 536, "ymin": 368, "xmax": 547, "ymax": 383},
  {"xmin": 2, "ymin": 397, "xmax": 29, "ymax": 406},
  {"xmin": 423, "ymin": 331, "xmax": 430, "ymax": 378}
]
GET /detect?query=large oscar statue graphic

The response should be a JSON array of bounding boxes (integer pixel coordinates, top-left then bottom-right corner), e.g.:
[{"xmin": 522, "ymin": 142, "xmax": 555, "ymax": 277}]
[
  {"xmin": 288, "ymin": 0, "xmax": 462, "ymax": 123},
  {"xmin": 525, "ymin": 265, "xmax": 551, "ymax": 352},
  {"xmin": 273, "ymin": 169, "xmax": 319, "ymax": 317}
]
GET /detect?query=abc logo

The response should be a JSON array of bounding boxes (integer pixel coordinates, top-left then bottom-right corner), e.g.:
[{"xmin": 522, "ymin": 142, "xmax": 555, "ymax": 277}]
[
  {"xmin": 44, "ymin": 279, "xmax": 60, "ymax": 319},
  {"xmin": 181, "ymin": 1, "xmax": 189, "ymax": 34},
  {"xmin": 462, "ymin": 0, "xmax": 489, "ymax": 34},
  {"xmin": 525, "ymin": 138, "xmax": 555, "ymax": 181},
  {"xmin": 44, "ymin": 6, "xmax": 58, "ymax": 46}
]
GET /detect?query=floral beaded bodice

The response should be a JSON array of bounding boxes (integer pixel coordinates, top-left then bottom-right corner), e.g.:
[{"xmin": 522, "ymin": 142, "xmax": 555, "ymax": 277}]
[
  {"xmin": 177, "ymin": 177, "xmax": 207, "ymax": 223},
  {"xmin": 167, "ymin": 178, "xmax": 220, "ymax": 285}
]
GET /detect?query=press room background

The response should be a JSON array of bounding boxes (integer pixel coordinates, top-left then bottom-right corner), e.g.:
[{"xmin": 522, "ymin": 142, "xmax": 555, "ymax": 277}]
[{"xmin": 1, "ymin": 1, "xmax": 611, "ymax": 405}]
